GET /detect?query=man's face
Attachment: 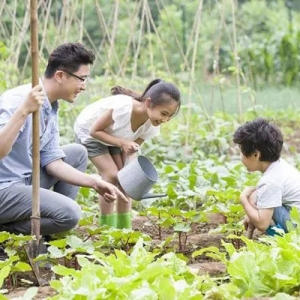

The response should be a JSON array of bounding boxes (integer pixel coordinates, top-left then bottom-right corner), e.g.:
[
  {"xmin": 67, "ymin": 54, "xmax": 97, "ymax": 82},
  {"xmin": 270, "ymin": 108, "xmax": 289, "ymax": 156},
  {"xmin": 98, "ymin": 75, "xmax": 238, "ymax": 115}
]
[{"xmin": 59, "ymin": 64, "xmax": 90, "ymax": 103}]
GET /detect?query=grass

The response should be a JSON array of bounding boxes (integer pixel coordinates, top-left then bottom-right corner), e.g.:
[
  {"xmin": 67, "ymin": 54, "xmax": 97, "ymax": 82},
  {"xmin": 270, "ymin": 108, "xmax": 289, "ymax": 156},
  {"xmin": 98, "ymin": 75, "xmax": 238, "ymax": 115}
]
[
  {"xmin": 193, "ymin": 84, "xmax": 300, "ymax": 115},
  {"xmin": 73, "ymin": 77, "xmax": 300, "ymax": 117}
]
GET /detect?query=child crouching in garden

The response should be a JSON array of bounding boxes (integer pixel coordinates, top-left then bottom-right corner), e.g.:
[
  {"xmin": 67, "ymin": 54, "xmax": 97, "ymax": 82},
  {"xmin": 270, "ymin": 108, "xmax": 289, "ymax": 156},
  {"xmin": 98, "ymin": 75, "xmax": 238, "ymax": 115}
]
[
  {"xmin": 74, "ymin": 79, "xmax": 181, "ymax": 229},
  {"xmin": 233, "ymin": 117, "xmax": 300, "ymax": 237}
]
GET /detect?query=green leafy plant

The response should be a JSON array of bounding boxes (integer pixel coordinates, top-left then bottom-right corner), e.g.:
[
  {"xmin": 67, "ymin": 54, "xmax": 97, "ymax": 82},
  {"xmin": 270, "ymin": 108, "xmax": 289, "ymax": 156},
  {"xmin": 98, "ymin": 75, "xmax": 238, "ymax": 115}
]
[{"xmin": 50, "ymin": 239, "xmax": 218, "ymax": 299}]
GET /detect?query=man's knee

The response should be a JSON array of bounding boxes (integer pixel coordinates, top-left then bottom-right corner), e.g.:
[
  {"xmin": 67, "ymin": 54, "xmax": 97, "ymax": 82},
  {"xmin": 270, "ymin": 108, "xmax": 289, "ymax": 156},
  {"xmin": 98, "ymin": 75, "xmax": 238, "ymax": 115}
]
[
  {"xmin": 61, "ymin": 202, "xmax": 82, "ymax": 231},
  {"xmin": 68, "ymin": 202, "xmax": 81, "ymax": 229},
  {"xmin": 65, "ymin": 143, "xmax": 88, "ymax": 161},
  {"xmin": 73, "ymin": 143, "xmax": 88, "ymax": 160},
  {"xmin": 62, "ymin": 143, "xmax": 88, "ymax": 170}
]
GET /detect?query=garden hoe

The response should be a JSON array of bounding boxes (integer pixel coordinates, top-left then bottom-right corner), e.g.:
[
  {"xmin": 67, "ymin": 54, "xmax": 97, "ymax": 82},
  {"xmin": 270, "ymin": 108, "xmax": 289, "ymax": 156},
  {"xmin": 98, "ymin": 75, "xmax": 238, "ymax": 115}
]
[{"xmin": 24, "ymin": 0, "xmax": 48, "ymax": 286}]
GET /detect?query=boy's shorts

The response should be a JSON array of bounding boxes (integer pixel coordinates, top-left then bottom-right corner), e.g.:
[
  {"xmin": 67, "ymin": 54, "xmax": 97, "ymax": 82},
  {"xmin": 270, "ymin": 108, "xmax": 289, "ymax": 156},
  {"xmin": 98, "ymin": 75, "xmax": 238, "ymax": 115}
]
[
  {"xmin": 75, "ymin": 135, "xmax": 121, "ymax": 158},
  {"xmin": 272, "ymin": 205, "xmax": 291, "ymax": 233},
  {"xmin": 265, "ymin": 205, "xmax": 294, "ymax": 236}
]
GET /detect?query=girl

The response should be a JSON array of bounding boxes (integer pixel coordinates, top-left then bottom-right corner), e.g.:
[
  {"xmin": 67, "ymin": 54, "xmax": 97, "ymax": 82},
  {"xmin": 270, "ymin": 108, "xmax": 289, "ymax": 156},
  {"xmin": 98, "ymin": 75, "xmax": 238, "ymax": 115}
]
[{"xmin": 74, "ymin": 79, "xmax": 181, "ymax": 229}]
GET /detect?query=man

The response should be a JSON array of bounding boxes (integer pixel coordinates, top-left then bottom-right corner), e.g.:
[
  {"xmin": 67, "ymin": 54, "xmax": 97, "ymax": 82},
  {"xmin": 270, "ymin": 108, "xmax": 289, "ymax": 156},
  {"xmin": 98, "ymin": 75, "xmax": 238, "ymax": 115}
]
[{"xmin": 0, "ymin": 42, "xmax": 127, "ymax": 236}]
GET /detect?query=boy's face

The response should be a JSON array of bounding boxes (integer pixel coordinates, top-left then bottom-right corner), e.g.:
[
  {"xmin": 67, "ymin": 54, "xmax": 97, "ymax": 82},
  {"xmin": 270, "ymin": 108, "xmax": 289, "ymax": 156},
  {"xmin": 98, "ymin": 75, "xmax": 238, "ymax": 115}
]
[{"xmin": 240, "ymin": 152, "xmax": 260, "ymax": 172}]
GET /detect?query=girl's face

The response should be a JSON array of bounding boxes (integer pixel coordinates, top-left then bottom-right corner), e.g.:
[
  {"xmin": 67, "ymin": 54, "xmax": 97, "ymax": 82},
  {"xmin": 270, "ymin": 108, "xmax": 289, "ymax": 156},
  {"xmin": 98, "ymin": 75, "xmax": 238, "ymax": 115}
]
[{"xmin": 147, "ymin": 99, "xmax": 179, "ymax": 126}]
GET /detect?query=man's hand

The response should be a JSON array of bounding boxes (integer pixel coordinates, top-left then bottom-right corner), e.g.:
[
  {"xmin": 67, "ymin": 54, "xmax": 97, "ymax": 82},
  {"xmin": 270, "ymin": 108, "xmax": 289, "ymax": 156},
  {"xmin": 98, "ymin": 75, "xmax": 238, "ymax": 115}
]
[
  {"xmin": 91, "ymin": 174, "xmax": 128, "ymax": 203},
  {"xmin": 22, "ymin": 85, "xmax": 45, "ymax": 114}
]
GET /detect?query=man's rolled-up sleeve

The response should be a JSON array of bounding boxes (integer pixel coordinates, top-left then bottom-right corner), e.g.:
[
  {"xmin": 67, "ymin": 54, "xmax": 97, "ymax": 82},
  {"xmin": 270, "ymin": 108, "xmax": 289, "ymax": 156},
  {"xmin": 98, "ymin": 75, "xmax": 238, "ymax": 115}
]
[{"xmin": 40, "ymin": 125, "xmax": 66, "ymax": 168}]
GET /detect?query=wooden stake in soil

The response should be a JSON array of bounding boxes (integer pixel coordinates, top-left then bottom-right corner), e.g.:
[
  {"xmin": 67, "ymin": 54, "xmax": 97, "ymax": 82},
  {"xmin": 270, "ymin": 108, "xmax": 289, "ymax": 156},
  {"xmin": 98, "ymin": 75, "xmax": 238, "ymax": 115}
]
[{"xmin": 25, "ymin": 0, "xmax": 47, "ymax": 286}]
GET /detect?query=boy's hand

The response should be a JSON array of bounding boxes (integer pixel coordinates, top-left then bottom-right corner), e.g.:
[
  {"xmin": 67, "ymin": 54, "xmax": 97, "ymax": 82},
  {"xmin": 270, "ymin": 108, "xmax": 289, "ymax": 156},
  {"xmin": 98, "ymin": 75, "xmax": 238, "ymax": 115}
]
[
  {"xmin": 244, "ymin": 216, "xmax": 256, "ymax": 239},
  {"xmin": 243, "ymin": 215, "xmax": 253, "ymax": 231}
]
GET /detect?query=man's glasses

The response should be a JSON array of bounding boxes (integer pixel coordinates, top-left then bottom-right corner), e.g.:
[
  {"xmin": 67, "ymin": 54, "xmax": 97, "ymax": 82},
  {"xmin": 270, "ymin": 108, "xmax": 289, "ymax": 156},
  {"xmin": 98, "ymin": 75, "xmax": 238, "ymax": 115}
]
[{"xmin": 60, "ymin": 70, "xmax": 89, "ymax": 83}]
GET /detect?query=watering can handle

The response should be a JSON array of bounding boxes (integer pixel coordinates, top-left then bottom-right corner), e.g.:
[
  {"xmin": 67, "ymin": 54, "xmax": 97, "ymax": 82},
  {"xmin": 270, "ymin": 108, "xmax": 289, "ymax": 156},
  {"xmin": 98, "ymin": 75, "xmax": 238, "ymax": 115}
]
[
  {"xmin": 136, "ymin": 147, "xmax": 142, "ymax": 155},
  {"xmin": 124, "ymin": 146, "xmax": 141, "ymax": 166}
]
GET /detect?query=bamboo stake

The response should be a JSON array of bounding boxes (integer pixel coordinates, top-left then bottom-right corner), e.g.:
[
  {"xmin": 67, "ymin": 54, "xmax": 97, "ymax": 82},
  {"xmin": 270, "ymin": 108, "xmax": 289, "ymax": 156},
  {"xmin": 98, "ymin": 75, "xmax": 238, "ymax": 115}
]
[
  {"xmin": 145, "ymin": 2, "xmax": 154, "ymax": 79},
  {"xmin": 230, "ymin": 0, "xmax": 242, "ymax": 121},
  {"xmin": 117, "ymin": 1, "xmax": 141, "ymax": 78},
  {"xmin": 13, "ymin": 2, "xmax": 30, "ymax": 70},
  {"xmin": 132, "ymin": 0, "xmax": 145, "ymax": 78},
  {"xmin": 39, "ymin": 0, "xmax": 53, "ymax": 56},
  {"xmin": 158, "ymin": 0, "xmax": 190, "ymax": 71},
  {"xmin": 184, "ymin": 0, "xmax": 204, "ymax": 152},
  {"xmin": 107, "ymin": 0, "xmax": 119, "ymax": 76},
  {"xmin": 94, "ymin": 0, "xmax": 122, "ymax": 76},
  {"xmin": 144, "ymin": 1, "xmax": 171, "ymax": 74}
]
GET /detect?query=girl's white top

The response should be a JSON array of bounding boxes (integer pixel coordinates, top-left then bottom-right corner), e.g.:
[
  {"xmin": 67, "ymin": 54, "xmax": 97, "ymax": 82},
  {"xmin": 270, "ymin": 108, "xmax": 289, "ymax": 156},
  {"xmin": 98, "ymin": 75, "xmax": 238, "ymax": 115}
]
[{"xmin": 74, "ymin": 95, "xmax": 160, "ymax": 145}]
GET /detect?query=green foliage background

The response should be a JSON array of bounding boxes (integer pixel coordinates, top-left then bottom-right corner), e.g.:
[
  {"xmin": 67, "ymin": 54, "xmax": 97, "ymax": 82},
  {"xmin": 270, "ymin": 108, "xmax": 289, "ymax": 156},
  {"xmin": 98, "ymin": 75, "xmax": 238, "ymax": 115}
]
[
  {"xmin": 2, "ymin": 2, "xmax": 300, "ymax": 298},
  {"xmin": 1, "ymin": 0, "xmax": 300, "ymax": 92}
]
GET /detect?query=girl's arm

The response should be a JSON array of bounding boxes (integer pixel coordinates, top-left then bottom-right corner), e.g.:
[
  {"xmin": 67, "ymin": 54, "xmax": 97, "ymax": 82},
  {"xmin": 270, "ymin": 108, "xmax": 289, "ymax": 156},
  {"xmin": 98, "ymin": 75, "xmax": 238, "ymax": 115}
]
[
  {"xmin": 89, "ymin": 110, "xmax": 139, "ymax": 155},
  {"xmin": 135, "ymin": 138, "xmax": 144, "ymax": 146}
]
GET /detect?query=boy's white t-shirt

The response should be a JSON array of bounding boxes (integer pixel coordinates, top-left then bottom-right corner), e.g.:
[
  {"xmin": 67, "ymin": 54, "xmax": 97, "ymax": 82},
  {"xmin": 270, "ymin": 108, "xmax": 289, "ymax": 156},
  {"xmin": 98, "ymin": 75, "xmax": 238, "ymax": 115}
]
[
  {"xmin": 74, "ymin": 94, "xmax": 160, "ymax": 145},
  {"xmin": 256, "ymin": 158, "xmax": 300, "ymax": 210}
]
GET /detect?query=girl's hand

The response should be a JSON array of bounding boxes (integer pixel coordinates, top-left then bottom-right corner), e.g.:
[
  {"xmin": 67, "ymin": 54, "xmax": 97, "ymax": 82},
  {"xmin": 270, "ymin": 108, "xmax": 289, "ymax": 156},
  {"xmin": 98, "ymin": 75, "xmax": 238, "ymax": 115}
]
[{"xmin": 121, "ymin": 141, "xmax": 140, "ymax": 155}]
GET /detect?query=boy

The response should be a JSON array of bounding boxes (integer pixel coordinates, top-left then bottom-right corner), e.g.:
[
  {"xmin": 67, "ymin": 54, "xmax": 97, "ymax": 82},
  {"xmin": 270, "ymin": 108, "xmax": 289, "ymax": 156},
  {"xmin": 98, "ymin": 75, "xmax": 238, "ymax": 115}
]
[{"xmin": 233, "ymin": 117, "xmax": 300, "ymax": 236}]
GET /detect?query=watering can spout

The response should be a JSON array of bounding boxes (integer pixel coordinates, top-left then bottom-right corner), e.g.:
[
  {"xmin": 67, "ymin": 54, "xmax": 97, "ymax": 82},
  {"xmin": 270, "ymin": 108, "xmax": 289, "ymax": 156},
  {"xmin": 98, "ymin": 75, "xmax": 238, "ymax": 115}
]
[{"xmin": 140, "ymin": 193, "xmax": 167, "ymax": 200}]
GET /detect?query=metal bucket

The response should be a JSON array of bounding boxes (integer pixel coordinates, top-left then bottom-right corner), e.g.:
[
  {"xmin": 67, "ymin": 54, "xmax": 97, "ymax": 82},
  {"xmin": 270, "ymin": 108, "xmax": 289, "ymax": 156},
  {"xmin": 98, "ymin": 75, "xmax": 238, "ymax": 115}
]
[{"xmin": 117, "ymin": 155, "xmax": 162, "ymax": 200}]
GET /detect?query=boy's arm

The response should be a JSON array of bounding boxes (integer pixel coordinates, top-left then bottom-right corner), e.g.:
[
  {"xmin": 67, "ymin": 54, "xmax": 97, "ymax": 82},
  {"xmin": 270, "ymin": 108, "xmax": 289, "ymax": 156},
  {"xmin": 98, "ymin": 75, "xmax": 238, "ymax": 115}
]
[{"xmin": 240, "ymin": 187, "xmax": 274, "ymax": 231}]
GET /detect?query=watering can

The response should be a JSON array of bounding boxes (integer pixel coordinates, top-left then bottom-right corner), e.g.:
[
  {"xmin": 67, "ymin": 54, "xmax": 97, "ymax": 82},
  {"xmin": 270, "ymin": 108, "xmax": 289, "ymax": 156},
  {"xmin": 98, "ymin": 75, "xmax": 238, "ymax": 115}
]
[{"xmin": 117, "ymin": 150, "xmax": 166, "ymax": 201}]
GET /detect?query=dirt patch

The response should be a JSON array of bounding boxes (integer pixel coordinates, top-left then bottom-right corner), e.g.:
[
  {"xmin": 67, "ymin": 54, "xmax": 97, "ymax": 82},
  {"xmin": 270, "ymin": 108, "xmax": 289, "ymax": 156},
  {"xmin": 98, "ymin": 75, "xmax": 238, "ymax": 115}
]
[
  {"xmin": 132, "ymin": 214, "xmax": 227, "ymax": 273},
  {"xmin": 4, "ymin": 213, "xmax": 229, "ymax": 299},
  {"xmin": 6, "ymin": 286, "xmax": 56, "ymax": 299},
  {"xmin": 189, "ymin": 261, "xmax": 226, "ymax": 276}
]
